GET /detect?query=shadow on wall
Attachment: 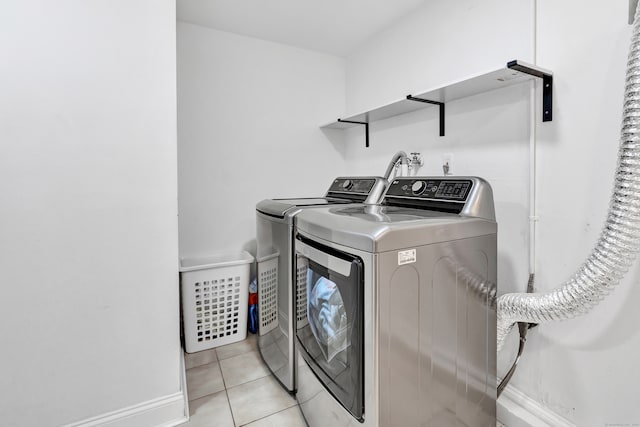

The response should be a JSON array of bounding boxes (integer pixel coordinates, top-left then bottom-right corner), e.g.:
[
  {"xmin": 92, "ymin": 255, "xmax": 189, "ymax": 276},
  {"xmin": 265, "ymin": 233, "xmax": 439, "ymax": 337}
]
[
  {"xmin": 371, "ymin": 103, "xmax": 439, "ymax": 136},
  {"xmin": 321, "ymin": 127, "xmax": 348, "ymax": 159},
  {"xmin": 496, "ymin": 251, "xmax": 522, "ymax": 375},
  {"xmin": 497, "ymin": 252, "xmax": 522, "ymax": 296},
  {"xmin": 365, "ymin": 83, "xmax": 532, "ymax": 150},
  {"xmin": 503, "ymin": 256, "xmax": 640, "ymax": 353},
  {"xmin": 443, "ymin": 85, "xmax": 532, "ymax": 149},
  {"xmin": 242, "ymin": 238, "xmax": 257, "ymax": 279},
  {"xmin": 564, "ymin": 259, "xmax": 640, "ymax": 351}
]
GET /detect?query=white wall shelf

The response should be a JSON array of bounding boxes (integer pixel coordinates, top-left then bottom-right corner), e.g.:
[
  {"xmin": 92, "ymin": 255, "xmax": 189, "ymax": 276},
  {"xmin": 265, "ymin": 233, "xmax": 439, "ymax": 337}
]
[{"xmin": 322, "ymin": 60, "xmax": 553, "ymax": 147}]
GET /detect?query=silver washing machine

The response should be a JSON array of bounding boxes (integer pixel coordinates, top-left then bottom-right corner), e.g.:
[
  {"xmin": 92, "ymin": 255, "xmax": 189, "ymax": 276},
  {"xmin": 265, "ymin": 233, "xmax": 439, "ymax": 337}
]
[
  {"xmin": 255, "ymin": 176, "xmax": 387, "ymax": 394},
  {"xmin": 294, "ymin": 176, "xmax": 497, "ymax": 427}
]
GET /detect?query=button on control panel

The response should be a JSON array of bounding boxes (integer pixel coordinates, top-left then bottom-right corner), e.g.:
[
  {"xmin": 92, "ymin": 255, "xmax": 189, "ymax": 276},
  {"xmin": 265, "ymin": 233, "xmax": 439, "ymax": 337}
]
[
  {"xmin": 386, "ymin": 178, "xmax": 473, "ymax": 201},
  {"xmin": 411, "ymin": 180, "xmax": 427, "ymax": 195}
]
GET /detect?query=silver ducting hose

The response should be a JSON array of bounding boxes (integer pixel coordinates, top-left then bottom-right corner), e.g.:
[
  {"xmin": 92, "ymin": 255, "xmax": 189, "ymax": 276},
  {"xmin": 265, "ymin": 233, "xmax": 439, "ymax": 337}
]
[
  {"xmin": 457, "ymin": 264, "xmax": 497, "ymax": 309},
  {"xmin": 497, "ymin": 5, "xmax": 640, "ymax": 351},
  {"xmin": 383, "ymin": 151, "xmax": 409, "ymax": 181}
]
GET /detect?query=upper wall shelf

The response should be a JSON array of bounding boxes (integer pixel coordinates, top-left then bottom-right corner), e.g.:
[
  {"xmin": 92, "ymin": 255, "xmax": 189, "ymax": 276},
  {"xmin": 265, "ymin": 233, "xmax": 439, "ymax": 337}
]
[{"xmin": 322, "ymin": 60, "xmax": 553, "ymax": 147}]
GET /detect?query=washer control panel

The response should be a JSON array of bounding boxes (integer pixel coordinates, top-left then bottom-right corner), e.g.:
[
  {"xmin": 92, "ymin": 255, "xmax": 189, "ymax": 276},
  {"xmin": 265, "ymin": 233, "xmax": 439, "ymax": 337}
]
[
  {"xmin": 328, "ymin": 177, "xmax": 376, "ymax": 194},
  {"xmin": 386, "ymin": 178, "xmax": 473, "ymax": 201}
]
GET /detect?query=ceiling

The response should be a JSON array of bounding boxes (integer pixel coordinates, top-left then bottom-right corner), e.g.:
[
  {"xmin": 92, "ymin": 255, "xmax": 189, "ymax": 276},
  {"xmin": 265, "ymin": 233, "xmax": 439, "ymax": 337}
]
[{"xmin": 177, "ymin": 0, "xmax": 427, "ymax": 57}]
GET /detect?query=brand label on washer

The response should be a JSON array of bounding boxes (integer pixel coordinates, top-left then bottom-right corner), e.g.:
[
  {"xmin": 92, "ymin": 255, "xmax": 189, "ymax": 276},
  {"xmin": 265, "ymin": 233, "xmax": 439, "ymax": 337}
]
[{"xmin": 398, "ymin": 249, "xmax": 416, "ymax": 265}]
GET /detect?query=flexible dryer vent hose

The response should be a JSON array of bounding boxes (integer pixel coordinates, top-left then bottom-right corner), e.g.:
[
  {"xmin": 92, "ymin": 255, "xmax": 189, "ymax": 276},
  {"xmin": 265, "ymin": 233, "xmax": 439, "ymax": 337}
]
[{"xmin": 497, "ymin": 4, "xmax": 640, "ymax": 351}]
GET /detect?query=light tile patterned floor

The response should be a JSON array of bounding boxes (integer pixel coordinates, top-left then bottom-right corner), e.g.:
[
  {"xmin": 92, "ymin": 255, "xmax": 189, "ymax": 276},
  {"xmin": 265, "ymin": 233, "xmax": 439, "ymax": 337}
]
[
  {"xmin": 183, "ymin": 334, "xmax": 305, "ymax": 427},
  {"xmin": 183, "ymin": 334, "xmax": 508, "ymax": 427}
]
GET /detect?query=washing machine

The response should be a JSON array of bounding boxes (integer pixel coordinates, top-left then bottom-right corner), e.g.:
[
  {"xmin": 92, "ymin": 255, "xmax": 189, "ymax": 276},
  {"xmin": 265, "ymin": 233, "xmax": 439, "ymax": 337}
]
[
  {"xmin": 294, "ymin": 176, "xmax": 497, "ymax": 427},
  {"xmin": 255, "ymin": 176, "xmax": 387, "ymax": 394}
]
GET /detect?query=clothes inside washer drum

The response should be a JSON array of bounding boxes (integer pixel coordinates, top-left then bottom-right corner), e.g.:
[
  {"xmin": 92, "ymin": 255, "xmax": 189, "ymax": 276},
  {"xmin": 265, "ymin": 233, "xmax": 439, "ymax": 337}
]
[{"xmin": 308, "ymin": 274, "xmax": 349, "ymax": 362}]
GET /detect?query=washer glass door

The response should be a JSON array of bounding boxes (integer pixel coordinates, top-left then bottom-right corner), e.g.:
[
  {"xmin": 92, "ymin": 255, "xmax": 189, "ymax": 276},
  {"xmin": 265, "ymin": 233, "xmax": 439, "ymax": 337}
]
[{"xmin": 295, "ymin": 235, "xmax": 364, "ymax": 421}]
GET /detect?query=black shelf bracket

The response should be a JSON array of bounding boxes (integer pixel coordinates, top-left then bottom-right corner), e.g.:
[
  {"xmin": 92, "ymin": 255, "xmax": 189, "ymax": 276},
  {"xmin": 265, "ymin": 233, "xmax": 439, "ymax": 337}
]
[
  {"xmin": 337, "ymin": 118, "xmax": 370, "ymax": 147},
  {"xmin": 406, "ymin": 95, "xmax": 445, "ymax": 136},
  {"xmin": 507, "ymin": 60, "xmax": 553, "ymax": 122}
]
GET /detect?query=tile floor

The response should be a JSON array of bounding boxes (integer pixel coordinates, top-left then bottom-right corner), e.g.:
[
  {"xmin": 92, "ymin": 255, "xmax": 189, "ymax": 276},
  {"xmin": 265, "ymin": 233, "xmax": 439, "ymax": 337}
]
[
  {"xmin": 183, "ymin": 334, "xmax": 306, "ymax": 427},
  {"xmin": 182, "ymin": 334, "xmax": 507, "ymax": 427}
]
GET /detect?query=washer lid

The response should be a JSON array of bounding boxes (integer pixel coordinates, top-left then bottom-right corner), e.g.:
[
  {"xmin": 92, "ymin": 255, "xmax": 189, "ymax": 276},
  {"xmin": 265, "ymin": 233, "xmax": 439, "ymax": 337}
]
[
  {"xmin": 295, "ymin": 205, "xmax": 497, "ymax": 252},
  {"xmin": 256, "ymin": 197, "xmax": 350, "ymax": 218}
]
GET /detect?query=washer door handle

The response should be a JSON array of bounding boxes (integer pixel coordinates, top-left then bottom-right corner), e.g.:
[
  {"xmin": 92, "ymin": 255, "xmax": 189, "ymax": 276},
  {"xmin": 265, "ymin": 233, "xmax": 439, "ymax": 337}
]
[{"xmin": 296, "ymin": 240, "xmax": 352, "ymax": 277}]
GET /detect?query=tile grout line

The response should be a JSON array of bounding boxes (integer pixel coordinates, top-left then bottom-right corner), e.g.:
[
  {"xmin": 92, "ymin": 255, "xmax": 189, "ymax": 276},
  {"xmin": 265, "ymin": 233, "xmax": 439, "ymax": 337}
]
[
  {"xmin": 218, "ymin": 350, "xmax": 271, "ymax": 390},
  {"xmin": 218, "ymin": 348, "xmax": 267, "ymax": 427},
  {"xmin": 226, "ymin": 387, "xmax": 239, "ymax": 427},
  {"xmin": 215, "ymin": 336, "xmax": 259, "ymax": 363},
  {"xmin": 216, "ymin": 356, "xmax": 240, "ymax": 427},
  {"xmin": 224, "ymin": 371, "xmax": 274, "ymax": 392},
  {"xmin": 186, "ymin": 337, "xmax": 304, "ymax": 426},
  {"xmin": 185, "ymin": 360, "xmax": 219, "ymax": 373},
  {"xmin": 236, "ymin": 403, "xmax": 302, "ymax": 427},
  {"xmin": 224, "ymin": 374, "xmax": 298, "ymax": 426}
]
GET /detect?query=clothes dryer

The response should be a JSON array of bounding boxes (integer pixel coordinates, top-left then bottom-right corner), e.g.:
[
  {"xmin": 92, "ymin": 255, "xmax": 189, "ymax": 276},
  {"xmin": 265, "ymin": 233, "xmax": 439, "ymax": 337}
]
[
  {"xmin": 294, "ymin": 176, "xmax": 497, "ymax": 427},
  {"xmin": 255, "ymin": 177, "xmax": 387, "ymax": 394}
]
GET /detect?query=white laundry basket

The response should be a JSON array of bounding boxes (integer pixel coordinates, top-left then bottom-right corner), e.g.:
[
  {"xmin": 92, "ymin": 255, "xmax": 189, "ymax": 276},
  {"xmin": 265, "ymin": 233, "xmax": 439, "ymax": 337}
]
[
  {"xmin": 295, "ymin": 256, "xmax": 309, "ymax": 328},
  {"xmin": 180, "ymin": 251, "xmax": 254, "ymax": 353},
  {"xmin": 256, "ymin": 251, "xmax": 279, "ymax": 335}
]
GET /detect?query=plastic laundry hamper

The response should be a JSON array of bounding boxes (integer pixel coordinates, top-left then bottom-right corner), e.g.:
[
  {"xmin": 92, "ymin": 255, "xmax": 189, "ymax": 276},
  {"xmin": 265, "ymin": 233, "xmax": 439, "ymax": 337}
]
[
  {"xmin": 180, "ymin": 251, "xmax": 254, "ymax": 353},
  {"xmin": 256, "ymin": 251, "xmax": 279, "ymax": 336},
  {"xmin": 295, "ymin": 256, "xmax": 309, "ymax": 328}
]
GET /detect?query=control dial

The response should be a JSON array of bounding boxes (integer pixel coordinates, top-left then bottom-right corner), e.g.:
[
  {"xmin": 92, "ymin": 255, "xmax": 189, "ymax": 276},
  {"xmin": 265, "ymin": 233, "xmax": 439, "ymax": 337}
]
[
  {"xmin": 342, "ymin": 179, "xmax": 353, "ymax": 191},
  {"xmin": 411, "ymin": 180, "xmax": 426, "ymax": 195}
]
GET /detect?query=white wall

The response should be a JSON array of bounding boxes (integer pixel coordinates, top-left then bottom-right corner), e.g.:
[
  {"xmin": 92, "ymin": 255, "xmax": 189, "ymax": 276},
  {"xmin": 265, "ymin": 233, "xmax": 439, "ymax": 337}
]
[
  {"xmin": 343, "ymin": 0, "xmax": 533, "ymax": 304},
  {"xmin": 0, "ymin": 1, "xmax": 183, "ymax": 426},
  {"xmin": 345, "ymin": 0, "xmax": 534, "ymax": 114},
  {"xmin": 343, "ymin": 0, "xmax": 640, "ymax": 426},
  {"xmin": 513, "ymin": 1, "xmax": 638, "ymax": 425},
  {"xmin": 177, "ymin": 23, "xmax": 347, "ymax": 258}
]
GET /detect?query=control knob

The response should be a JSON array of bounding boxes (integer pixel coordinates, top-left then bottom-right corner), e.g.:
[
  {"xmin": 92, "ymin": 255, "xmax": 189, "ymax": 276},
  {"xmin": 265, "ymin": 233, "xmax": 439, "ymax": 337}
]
[
  {"xmin": 411, "ymin": 180, "xmax": 426, "ymax": 195},
  {"xmin": 342, "ymin": 179, "xmax": 353, "ymax": 191}
]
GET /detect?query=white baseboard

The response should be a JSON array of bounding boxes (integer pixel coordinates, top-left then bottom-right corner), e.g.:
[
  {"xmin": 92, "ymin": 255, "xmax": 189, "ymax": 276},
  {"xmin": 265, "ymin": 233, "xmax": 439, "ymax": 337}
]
[
  {"xmin": 64, "ymin": 353, "xmax": 189, "ymax": 427},
  {"xmin": 497, "ymin": 384, "xmax": 575, "ymax": 427}
]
